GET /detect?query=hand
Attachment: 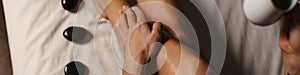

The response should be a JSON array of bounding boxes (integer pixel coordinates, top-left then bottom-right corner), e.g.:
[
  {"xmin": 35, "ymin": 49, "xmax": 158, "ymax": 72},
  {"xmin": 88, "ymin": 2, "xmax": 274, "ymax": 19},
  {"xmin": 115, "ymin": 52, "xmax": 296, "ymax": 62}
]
[
  {"xmin": 280, "ymin": 4, "xmax": 300, "ymax": 55},
  {"xmin": 280, "ymin": 4, "xmax": 300, "ymax": 75},
  {"xmin": 116, "ymin": 5, "xmax": 162, "ymax": 64}
]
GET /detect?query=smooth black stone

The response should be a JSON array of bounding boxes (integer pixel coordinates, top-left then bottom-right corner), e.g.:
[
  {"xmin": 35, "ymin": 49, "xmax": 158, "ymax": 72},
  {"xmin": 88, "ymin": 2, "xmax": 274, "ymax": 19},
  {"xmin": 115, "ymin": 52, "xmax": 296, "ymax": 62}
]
[
  {"xmin": 64, "ymin": 61, "xmax": 87, "ymax": 75},
  {"xmin": 61, "ymin": 0, "xmax": 78, "ymax": 11},
  {"xmin": 63, "ymin": 26, "xmax": 87, "ymax": 42},
  {"xmin": 272, "ymin": 0, "xmax": 291, "ymax": 10}
]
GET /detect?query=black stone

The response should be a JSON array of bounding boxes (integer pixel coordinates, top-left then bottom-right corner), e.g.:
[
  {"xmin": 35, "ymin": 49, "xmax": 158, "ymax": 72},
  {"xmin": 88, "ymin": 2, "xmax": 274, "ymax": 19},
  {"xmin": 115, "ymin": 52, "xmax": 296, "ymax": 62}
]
[
  {"xmin": 64, "ymin": 61, "xmax": 88, "ymax": 75},
  {"xmin": 61, "ymin": 0, "xmax": 79, "ymax": 11},
  {"xmin": 272, "ymin": 0, "xmax": 292, "ymax": 10},
  {"xmin": 63, "ymin": 26, "xmax": 87, "ymax": 42}
]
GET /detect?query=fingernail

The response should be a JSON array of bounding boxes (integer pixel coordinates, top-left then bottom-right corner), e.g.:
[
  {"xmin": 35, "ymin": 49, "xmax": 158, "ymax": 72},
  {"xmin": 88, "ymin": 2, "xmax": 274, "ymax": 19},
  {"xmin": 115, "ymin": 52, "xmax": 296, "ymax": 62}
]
[
  {"xmin": 132, "ymin": 7, "xmax": 137, "ymax": 10},
  {"xmin": 122, "ymin": 5, "xmax": 127, "ymax": 9},
  {"xmin": 123, "ymin": 5, "xmax": 129, "ymax": 9}
]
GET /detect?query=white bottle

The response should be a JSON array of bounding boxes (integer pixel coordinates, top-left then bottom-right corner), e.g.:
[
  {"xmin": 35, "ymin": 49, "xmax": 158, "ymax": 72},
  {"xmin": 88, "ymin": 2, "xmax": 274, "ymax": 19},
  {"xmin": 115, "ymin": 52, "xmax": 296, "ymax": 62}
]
[{"xmin": 243, "ymin": 0, "xmax": 297, "ymax": 25}]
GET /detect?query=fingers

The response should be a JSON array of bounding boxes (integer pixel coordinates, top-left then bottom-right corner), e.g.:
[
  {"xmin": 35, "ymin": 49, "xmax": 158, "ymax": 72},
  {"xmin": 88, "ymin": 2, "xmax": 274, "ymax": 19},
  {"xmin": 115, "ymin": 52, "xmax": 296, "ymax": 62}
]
[
  {"xmin": 123, "ymin": 6, "xmax": 137, "ymax": 27},
  {"xmin": 279, "ymin": 35, "xmax": 294, "ymax": 54},
  {"xmin": 119, "ymin": 6, "xmax": 147, "ymax": 29},
  {"xmin": 152, "ymin": 22, "xmax": 162, "ymax": 34},
  {"xmin": 132, "ymin": 7, "xmax": 146, "ymax": 24},
  {"xmin": 122, "ymin": 5, "xmax": 129, "ymax": 14},
  {"xmin": 131, "ymin": 7, "xmax": 149, "ymax": 33},
  {"xmin": 147, "ymin": 22, "xmax": 162, "ymax": 45},
  {"xmin": 146, "ymin": 22, "xmax": 163, "ymax": 61},
  {"xmin": 117, "ymin": 5, "xmax": 137, "ymax": 30},
  {"xmin": 117, "ymin": 14, "xmax": 128, "ymax": 32},
  {"xmin": 289, "ymin": 25, "xmax": 300, "ymax": 52},
  {"xmin": 150, "ymin": 22, "xmax": 162, "ymax": 42},
  {"xmin": 280, "ymin": 12, "xmax": 295, "ymax": 54},
  {"xmin": 117, "ymin": 10, "xmax": 129, "ymax": 37}
]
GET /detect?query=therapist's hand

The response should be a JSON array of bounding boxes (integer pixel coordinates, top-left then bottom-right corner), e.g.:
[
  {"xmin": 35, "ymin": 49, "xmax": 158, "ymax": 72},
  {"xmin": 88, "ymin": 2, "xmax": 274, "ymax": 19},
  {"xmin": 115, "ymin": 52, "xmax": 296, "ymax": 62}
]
[
  {"xmin": 279, "ymin": 4, "xmax": 300, "ymax": 75},
  {"xmin": 280, "ymin": 4, "xmax": 300, "ymax": 55},
  {"xmin": 116, "ymin": 5, "xmax": 162, "ymax": 64},
  {"xmin": 115, "ymin": 6, "xmax": 162, "ymax": 75}
]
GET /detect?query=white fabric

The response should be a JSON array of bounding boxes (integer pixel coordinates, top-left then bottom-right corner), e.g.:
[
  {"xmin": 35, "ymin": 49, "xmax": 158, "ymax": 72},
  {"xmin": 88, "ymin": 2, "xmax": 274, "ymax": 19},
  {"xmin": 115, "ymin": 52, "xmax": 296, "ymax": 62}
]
[
  {"xmin": 216, "ymin": 0, "xmax": 283, "ymax": 75},
  {"xmin": 2, "ymin": 0, "xmax": 120, "ymax": 74},
  {"xmin": 2, "ymin": 0, "xmax": 283, "ymax": 75}
]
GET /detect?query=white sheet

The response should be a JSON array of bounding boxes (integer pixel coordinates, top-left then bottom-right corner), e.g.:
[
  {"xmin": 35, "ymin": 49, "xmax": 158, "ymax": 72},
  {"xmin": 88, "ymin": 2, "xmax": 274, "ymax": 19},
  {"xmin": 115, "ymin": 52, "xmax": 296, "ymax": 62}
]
[
  {"xmin": 216, "ymin": 0, "xmax": 283, "ymax": 75},
  {"xmin": 2, "ymin": 0, "xmax": 120, "ymax": 74}
]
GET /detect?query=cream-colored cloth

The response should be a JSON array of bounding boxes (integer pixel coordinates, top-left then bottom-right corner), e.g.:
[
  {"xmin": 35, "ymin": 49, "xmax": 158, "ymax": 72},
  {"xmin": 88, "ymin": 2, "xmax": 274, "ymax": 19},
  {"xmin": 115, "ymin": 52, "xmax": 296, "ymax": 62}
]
[
  {"xmin": 2, "ymin": 0, "xmax": 121, "ymax": 74},
  {"xmin": 216, "ymin": 0, "xmax": 283, "ymax": 75}
]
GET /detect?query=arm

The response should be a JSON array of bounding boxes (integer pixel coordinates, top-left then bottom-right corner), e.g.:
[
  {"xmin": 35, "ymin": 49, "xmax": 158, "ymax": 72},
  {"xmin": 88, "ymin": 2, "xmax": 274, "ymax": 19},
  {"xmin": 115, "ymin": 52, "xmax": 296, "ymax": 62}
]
[
  {"xmin": 117, "ymin": 6, "xmax": 208, "ymax": 75},
  {"xmin": 137, "ymin": 0, "xmax": 208, "ymax": 75},
  {"xmin": 103, "ymin": 0, "xmax": 129, "ymax": 26},
  {"xmin": 99, "ymin": 0, "xmax": 208, "ymax": 74},
  {"xmin": 157, "ymin": 37, "xmax": 208, "ymax": 75}
]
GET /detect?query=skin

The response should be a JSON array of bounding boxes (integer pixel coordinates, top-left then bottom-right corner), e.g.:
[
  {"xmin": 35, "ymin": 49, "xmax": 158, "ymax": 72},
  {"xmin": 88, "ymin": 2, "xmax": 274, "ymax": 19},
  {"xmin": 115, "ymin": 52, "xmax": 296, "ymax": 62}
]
[
  {"xmin": 279, "ymin": 4, "xmax": 300, "ymax": 75},
  {"xmin": 157, "ymin": 38, "xmax": 208, "ymax": 75},
  {"xmin": 118, "ymin": 6, "xmax": 162, "ymax": 75},
  {"xmin": 118, "ymin": 6, "xmax": 208, "ymax": 75},
  {"xmin": 102, "ymin": 0, "xmax": 208, "ymax": 74},
  {"xmin": 103, "ymin": 0, "xmax": 129, "ymax": 26},
  {"xmin": 103, "ymin": 0, "xmax": 300, "ymax": 75}
]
